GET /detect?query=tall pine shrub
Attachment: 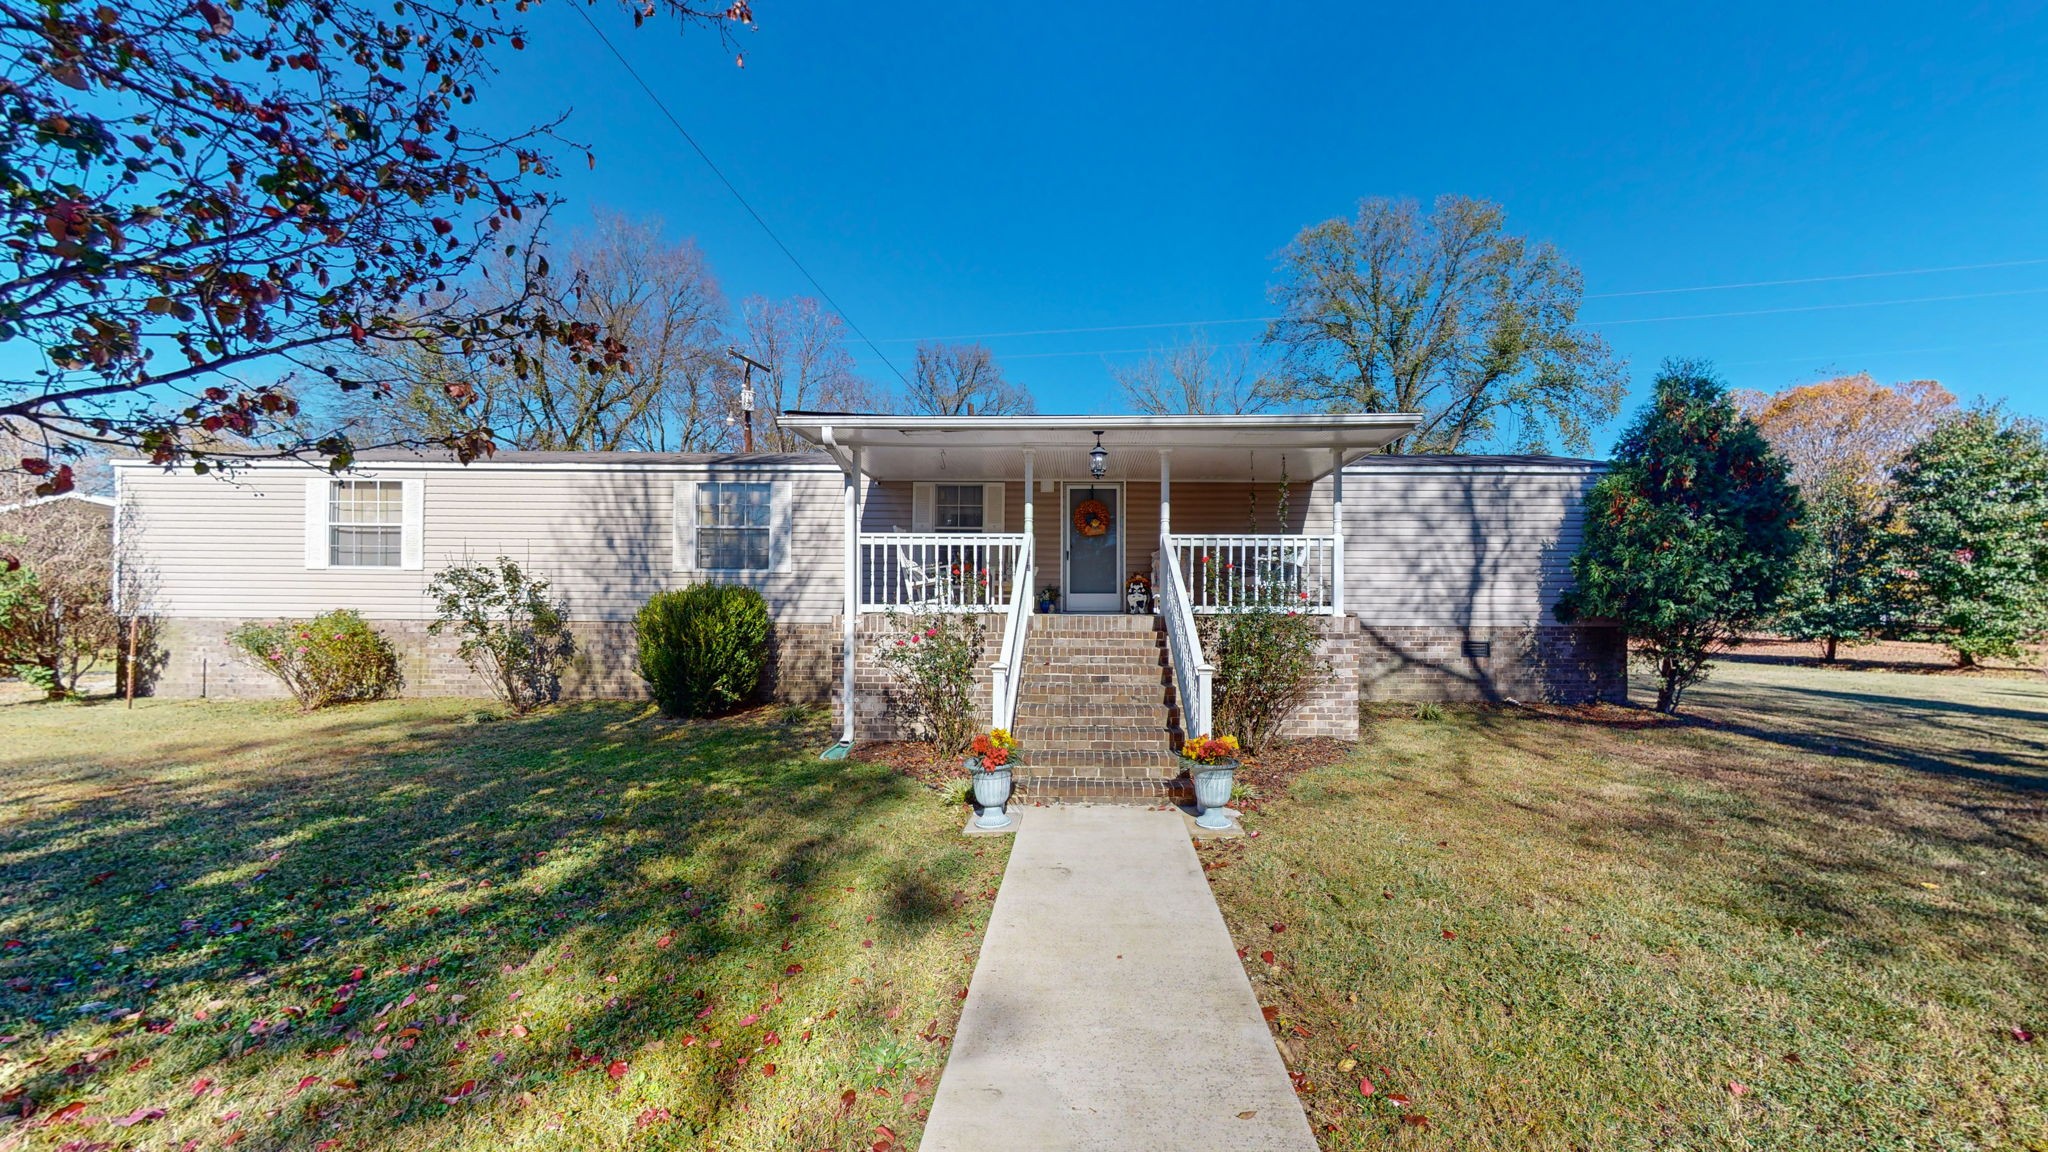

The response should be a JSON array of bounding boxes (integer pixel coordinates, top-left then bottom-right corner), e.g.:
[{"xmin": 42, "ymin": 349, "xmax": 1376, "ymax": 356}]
[{"xmin": 1560, "ymin": 360, "xmax": 1804, "ymax": 712}]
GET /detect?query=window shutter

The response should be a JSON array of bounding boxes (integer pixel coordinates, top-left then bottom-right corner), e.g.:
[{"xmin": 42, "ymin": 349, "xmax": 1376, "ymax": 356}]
[
  {"xmin": 401, "ymin": 479, "xmax": 424, "ymax": 570},
  {"xmin": 771, "ymin": 480, "xmax": 792, "ymax": 572},
  {"xmin": 304, "ymin": 479, "xmax": 330, "ymax": 570},
  {"xmin": 672, "ymin": 480, "xmax": 697, "ymax": 572},
  {"xmin": 982, "ymin": 483, "xmax": 1005, "ymax": 533},
  {"xmin": 911, "ymin": 483, "xmax": 934, "ymax": 532}
]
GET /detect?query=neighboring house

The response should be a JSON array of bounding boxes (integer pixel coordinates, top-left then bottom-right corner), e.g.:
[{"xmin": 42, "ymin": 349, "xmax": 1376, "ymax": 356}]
[{"xmin": 113, "ymin": 413, "xmax": 1623, "ymax": 795}]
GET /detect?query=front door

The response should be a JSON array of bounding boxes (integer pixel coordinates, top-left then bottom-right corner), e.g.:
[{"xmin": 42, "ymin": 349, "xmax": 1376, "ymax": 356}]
[{"xmin": 1063, "ymin": 483, "xmax": 1124, "ymax": 613}]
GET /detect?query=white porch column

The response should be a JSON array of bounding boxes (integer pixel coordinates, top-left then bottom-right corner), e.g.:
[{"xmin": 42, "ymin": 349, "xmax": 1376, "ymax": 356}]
[
  {"xmin": 1022, "ymin": 449, "xmax": 1035, "ymax": 542},
  {"xmin": 841, "ymin": 445, "xmax": 862, "ymax": 744},
  {"xmin": 1331, "ymin": 450, "xmax": 1346, "ymax": 616},
  {"xmin": 1158, "ymin": 448, "xmax": 1172, "ymax": 538}
]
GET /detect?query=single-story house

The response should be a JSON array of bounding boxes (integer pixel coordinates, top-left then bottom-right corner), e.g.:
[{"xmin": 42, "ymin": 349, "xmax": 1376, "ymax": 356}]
[{"xmin": 113, "ymin": 413, "xmax": 1623, "ymax": 797}]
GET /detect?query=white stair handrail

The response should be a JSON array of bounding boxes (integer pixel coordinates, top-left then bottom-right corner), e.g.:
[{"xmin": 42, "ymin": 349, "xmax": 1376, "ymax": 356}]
[
  {"xmin": 1158, "ymin": 529, "xmax": 1213, "ymax": 739},
  {"xmin": 989, "ymin": 534, "xmax": 1035, "ymax": 731}
]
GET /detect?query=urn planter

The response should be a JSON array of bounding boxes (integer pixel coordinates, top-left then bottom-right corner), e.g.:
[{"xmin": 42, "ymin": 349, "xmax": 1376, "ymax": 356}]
[
  {"xmin": 1183, "ymin": 758, "xmax": 1239, "ymax": 830},
  {"xmin": 967, "ymin": 757, "xmax": 1014, "ymax": 829}
]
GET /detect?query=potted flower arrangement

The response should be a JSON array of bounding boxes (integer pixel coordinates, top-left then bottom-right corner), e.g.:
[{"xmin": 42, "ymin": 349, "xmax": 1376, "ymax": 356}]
[
  {"xmin": 1179, "ymin": 734, "xmax": 1241, "ymax": 830},
  {"xmin": 967, "ymin": 727, "xmax": 1020, "ymax": 829},
  {"xmin": 1036, "ymin": 586, "xmax": 1060, "ymax": 613}
]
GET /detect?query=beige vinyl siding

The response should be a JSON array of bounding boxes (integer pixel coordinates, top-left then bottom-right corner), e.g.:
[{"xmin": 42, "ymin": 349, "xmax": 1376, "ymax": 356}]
[
  {"xmin": 118, "ymin": 462, "xmax": 848, "ymax": 623},
  {"xmin": 1335, "ymin": 463, "xmax": 1598, "ymax": 627}
]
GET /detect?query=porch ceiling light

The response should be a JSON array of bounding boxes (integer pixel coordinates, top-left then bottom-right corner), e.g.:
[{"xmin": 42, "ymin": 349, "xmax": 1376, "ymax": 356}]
[{"xmin": 1089, "ymin": 431, "xmax": 1108, "ymax": 479}]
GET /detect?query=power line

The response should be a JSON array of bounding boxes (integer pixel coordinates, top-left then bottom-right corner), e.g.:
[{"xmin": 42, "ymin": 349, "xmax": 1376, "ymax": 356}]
[
  {"xmin": 1586, "ymin": 285, "xmax": 2048, "ymax": 326},
  {"xmin": 569, "ymin": 6, "xmax": 910, "ymax": 386},
  {"xmin": 879, "ymin": 258, "xmax": 2048, "ymax": 345},
  {"xmin": 1585, "ymin": 257, "xmax": 2048, "ymax": 299}
]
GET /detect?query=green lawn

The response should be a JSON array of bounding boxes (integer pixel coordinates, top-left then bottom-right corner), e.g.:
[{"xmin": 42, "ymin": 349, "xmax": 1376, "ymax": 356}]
[
  {"xmin": 1208, "ymin": 661, "xmax": 2048, "ymax": 1151},
  {"xmin": 0, "ymin": 698, "xmax": 1003, "ymax": 1151}
]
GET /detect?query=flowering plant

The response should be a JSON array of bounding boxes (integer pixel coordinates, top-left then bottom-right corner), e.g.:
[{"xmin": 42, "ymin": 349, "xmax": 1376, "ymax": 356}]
[
  {"xmin": 877, "ymin": 607, "xmax": 985, "ymax": 755},
  {"xmin": 1179, "ymin": 733, "xmax": 1241, "ymax": 765},
  {"xmin": 968, "ymin": 727, "xmax": 1019, "ymax": 770}
]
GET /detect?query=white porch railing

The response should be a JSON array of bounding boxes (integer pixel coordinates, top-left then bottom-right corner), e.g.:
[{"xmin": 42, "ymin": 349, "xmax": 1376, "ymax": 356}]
[
  {"xmin": 988, "ymin": 535, "xmax": 1035, "ymax": 731},
  {"xmin": 859, "ymin": 533, "xmax": 1029, "ymax": 611},
  {"xmin": 1169, "ymin": 534, "xmax": 1337, "ymax": 614},
  {"xmin": 1158, "ymin": 530, "xmax": 1213, "ymax": 740}
]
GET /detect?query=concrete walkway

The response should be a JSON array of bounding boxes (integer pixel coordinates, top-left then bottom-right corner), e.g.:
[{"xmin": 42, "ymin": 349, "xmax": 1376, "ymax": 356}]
[{"xmin": 922, "ymin": 806, "xmax": 1317, "ymax": 1151}]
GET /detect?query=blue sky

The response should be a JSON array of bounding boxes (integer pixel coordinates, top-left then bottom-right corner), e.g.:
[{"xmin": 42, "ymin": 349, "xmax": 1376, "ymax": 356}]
[{"xmin": 465, "ymin": 0, "xmax": 2048, "ymax": 451}]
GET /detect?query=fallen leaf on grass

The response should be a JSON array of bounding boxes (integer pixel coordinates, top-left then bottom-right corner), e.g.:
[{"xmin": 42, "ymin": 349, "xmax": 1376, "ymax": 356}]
[
  {"xmin": 606, "ymin": 1061, "xmax": 629, "ymax": 1079},
  {"xmin": 1259, "ymin": 950, "xmax": 1276, "ymax": 965},
  {"xmin": 1388, "ymin": 1093, "xmax": 1411, "ymax": 1107},
  {"xmin": 760, "ymin": 1063, "xmax": 776, "ymax": 1076},
  {"xmin": 1401, "ymin": 1114, "xmax": 1430, "ymax": 1128},
  {"xmin": 113, "ymin": 1107, "xmax": 165, "ymax": 1127},
  {"xmin": 288, "ymin": 1075, "xmax": 320, "ymax": 1096},
  {"xmin": 442, "ymin": 1079, "xmax": 478, "ymax": 1103},
  {"xmin": 2011, "ymin": 1027, "xmax": 2034, "ymax": 1044},
  {"xmin": 1727, "ymin": 1081, "xmax": 1749, "ymax": 1097},
  {"xmin": 1357, "ymin": 1076, "xmax": 1374, "ymax": 1096}
]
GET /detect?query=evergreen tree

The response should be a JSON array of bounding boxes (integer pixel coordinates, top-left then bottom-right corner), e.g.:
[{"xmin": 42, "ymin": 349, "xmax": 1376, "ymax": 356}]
[
  {"xmin": 1886, "ymin": 410, "xmax": 2048, "ymax": 666},
  {"xmin": 1775, "ymin": 472, "xmax": 1890, "ymax": 661},
  {"xmin": 1560, "ymin": 360, "xmax": 1805, "ymax": 712}
]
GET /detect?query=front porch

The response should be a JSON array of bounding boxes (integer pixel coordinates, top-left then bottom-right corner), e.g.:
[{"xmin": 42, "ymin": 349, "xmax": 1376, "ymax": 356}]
[{"xmin": 779, "ymin": 413, "xmax": 1420, "ymax": 765}]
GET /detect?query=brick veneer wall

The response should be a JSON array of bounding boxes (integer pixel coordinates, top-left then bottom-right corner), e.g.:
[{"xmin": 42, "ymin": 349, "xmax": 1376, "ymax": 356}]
[
  {"xmin": 145, "ymin": 617, "xmax": 836, "ymax": 705},
  {"xmin": 831, "ymin": 612, "xmax": 1001, "ymax": 743},
  {"xmin": 1353, "ymin": 622, "xmax": 1626, "ymax": 704}
]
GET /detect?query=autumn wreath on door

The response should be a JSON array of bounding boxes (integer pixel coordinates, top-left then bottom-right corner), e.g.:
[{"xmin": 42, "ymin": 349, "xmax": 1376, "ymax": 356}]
[{"xmin": 1073, "ymin": 498, "xmax": 1112, "ymax": 537}]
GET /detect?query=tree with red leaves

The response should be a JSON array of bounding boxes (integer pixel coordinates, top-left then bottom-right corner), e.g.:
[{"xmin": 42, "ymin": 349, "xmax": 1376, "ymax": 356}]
[{"xmin": 0, "ymin": 0, "xmax": 755, "ymax": 494}]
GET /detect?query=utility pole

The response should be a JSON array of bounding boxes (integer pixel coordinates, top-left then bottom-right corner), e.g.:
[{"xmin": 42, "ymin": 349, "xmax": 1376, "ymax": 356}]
[{"xmin": 727, "ymin": 348, "xmax": 771, "ymax": 453}]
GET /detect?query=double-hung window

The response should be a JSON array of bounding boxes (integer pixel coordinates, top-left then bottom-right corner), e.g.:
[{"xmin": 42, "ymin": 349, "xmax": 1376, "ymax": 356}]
[
  {"xmin": 329, "ymin": 480, "xmax": 405, "ymax": 567},
  {"xmin": 911, "ymin": 482, "xmax": 1003, "ymax": 534},
  {"xmin": 934, "ymin": 484, "xmax": 986, "ymax": 533},
  {"xmin": 695, "ymin": 481, "xmax": 773, "ymax": 571}
]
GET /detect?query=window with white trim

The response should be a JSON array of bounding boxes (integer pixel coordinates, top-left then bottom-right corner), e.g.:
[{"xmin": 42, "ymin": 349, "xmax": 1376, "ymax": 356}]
[
  {"xmin": 330, "ymin": 480, "xmax": 404, "ymax": 567},
  {"xmin": 695, "ymin": 481, "xmax": 773, "ymax": 570},
  {"xmin": 934, "ymin": 483, "xmax": 986, "ymax": 532}
]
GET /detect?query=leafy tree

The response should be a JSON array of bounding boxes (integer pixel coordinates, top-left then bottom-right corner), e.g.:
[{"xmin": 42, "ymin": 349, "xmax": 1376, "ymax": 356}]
[
  {"xmin": 1736, "ymin": 374, "xmax": 1954, "ymax": 495},
  {"xmin": 1774, "ymin": 472, "xmax": 1889, "ymax": 661},
  {"xmin": 0, "ymin": 0, "xmax": 752, "ymax": 491},
  {"xmin": 906, "ymin": 342, "xmax": 1033, "ymax": 417},
  {"xmin": 1735, "ymin": 374, "xmax": 1953, "ymax": 659},
  {"xmin": 1886, "ymin": 409, "xmax": 2048, "ymax": 667},
  {"xmin": 1262, "ymin": 195, "xmax": 1624, "ymax": 454},
  {"xmin": 0, "ymin": 497, "xmax": 116, "ymax": 697},
  {"xmin": 426, "ymin": 557, "xmax": 572, "ymax": 713},
  {"xmin": 1560, "ymin": 360, "xmax": 1804, "ymax": 713},
  {"xmin": 1111, "ymin": 332, "xmax": 1268, "ymax": 415}
]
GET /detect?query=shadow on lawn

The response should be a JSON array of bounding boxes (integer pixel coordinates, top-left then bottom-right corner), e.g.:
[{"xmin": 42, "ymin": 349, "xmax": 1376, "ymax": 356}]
[
  {"xmin": 1383, "ymin": 698, "xmax": 2047, "ymax": 978},
  {"xmin": 0, "ymin": 700, "xmax": 954, "ymax": 1149}
]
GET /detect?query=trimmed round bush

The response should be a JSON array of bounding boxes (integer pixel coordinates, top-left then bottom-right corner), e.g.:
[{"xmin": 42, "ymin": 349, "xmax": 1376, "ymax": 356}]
[
  {"xmin": 227, "ymin": 609, "xmax": 404, "ymax": 709},
  {"xmin": 635, "ymin": 584, "xmax": 770, "ymax": 717}
]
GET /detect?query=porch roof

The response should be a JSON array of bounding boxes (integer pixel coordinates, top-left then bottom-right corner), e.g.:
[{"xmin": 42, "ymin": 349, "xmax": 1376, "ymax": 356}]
[{"xmin": 775, "ymin": 412, "xmax": 1419, "ymax": 482}]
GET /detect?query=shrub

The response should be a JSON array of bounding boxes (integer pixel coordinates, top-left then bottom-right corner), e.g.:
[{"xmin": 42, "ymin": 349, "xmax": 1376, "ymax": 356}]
[
  {"xmin": 876, "ymin": 608, "xmax": 985, "ymax": 756},
  {"xmin": 635, "ymin": 584, "xmax": 771, "ymax": 717},
  {"xmin": 1202, "ymin": 605, "xmax": 1327, "ymax": 755},
  {"xmin": 228, "ymin": 610, "xmax": 403, "ymax": 709},
  {"xmin": 426, "ymin": 558, "xmax": 572, "ymax": 714}
]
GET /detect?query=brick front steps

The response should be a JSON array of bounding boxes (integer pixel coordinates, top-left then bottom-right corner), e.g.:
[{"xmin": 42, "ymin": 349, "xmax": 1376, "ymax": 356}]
[{"xmin": 1010, "ymin": 613, "xmax": 1184, "ymax": 802}]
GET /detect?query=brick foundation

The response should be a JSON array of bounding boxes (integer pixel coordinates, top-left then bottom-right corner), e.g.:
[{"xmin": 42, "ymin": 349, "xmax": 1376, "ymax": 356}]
[
  {"xmin": 831, "ymin": 613, "xmax": 1001, "ymax": 743},
  {"xmin": 1352, "ymin": 622, "xmax": 1626, "ymax": 704},
  {"xmin": 146, "ymin": 617, "xmax": 836, "ymax": 706}
]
